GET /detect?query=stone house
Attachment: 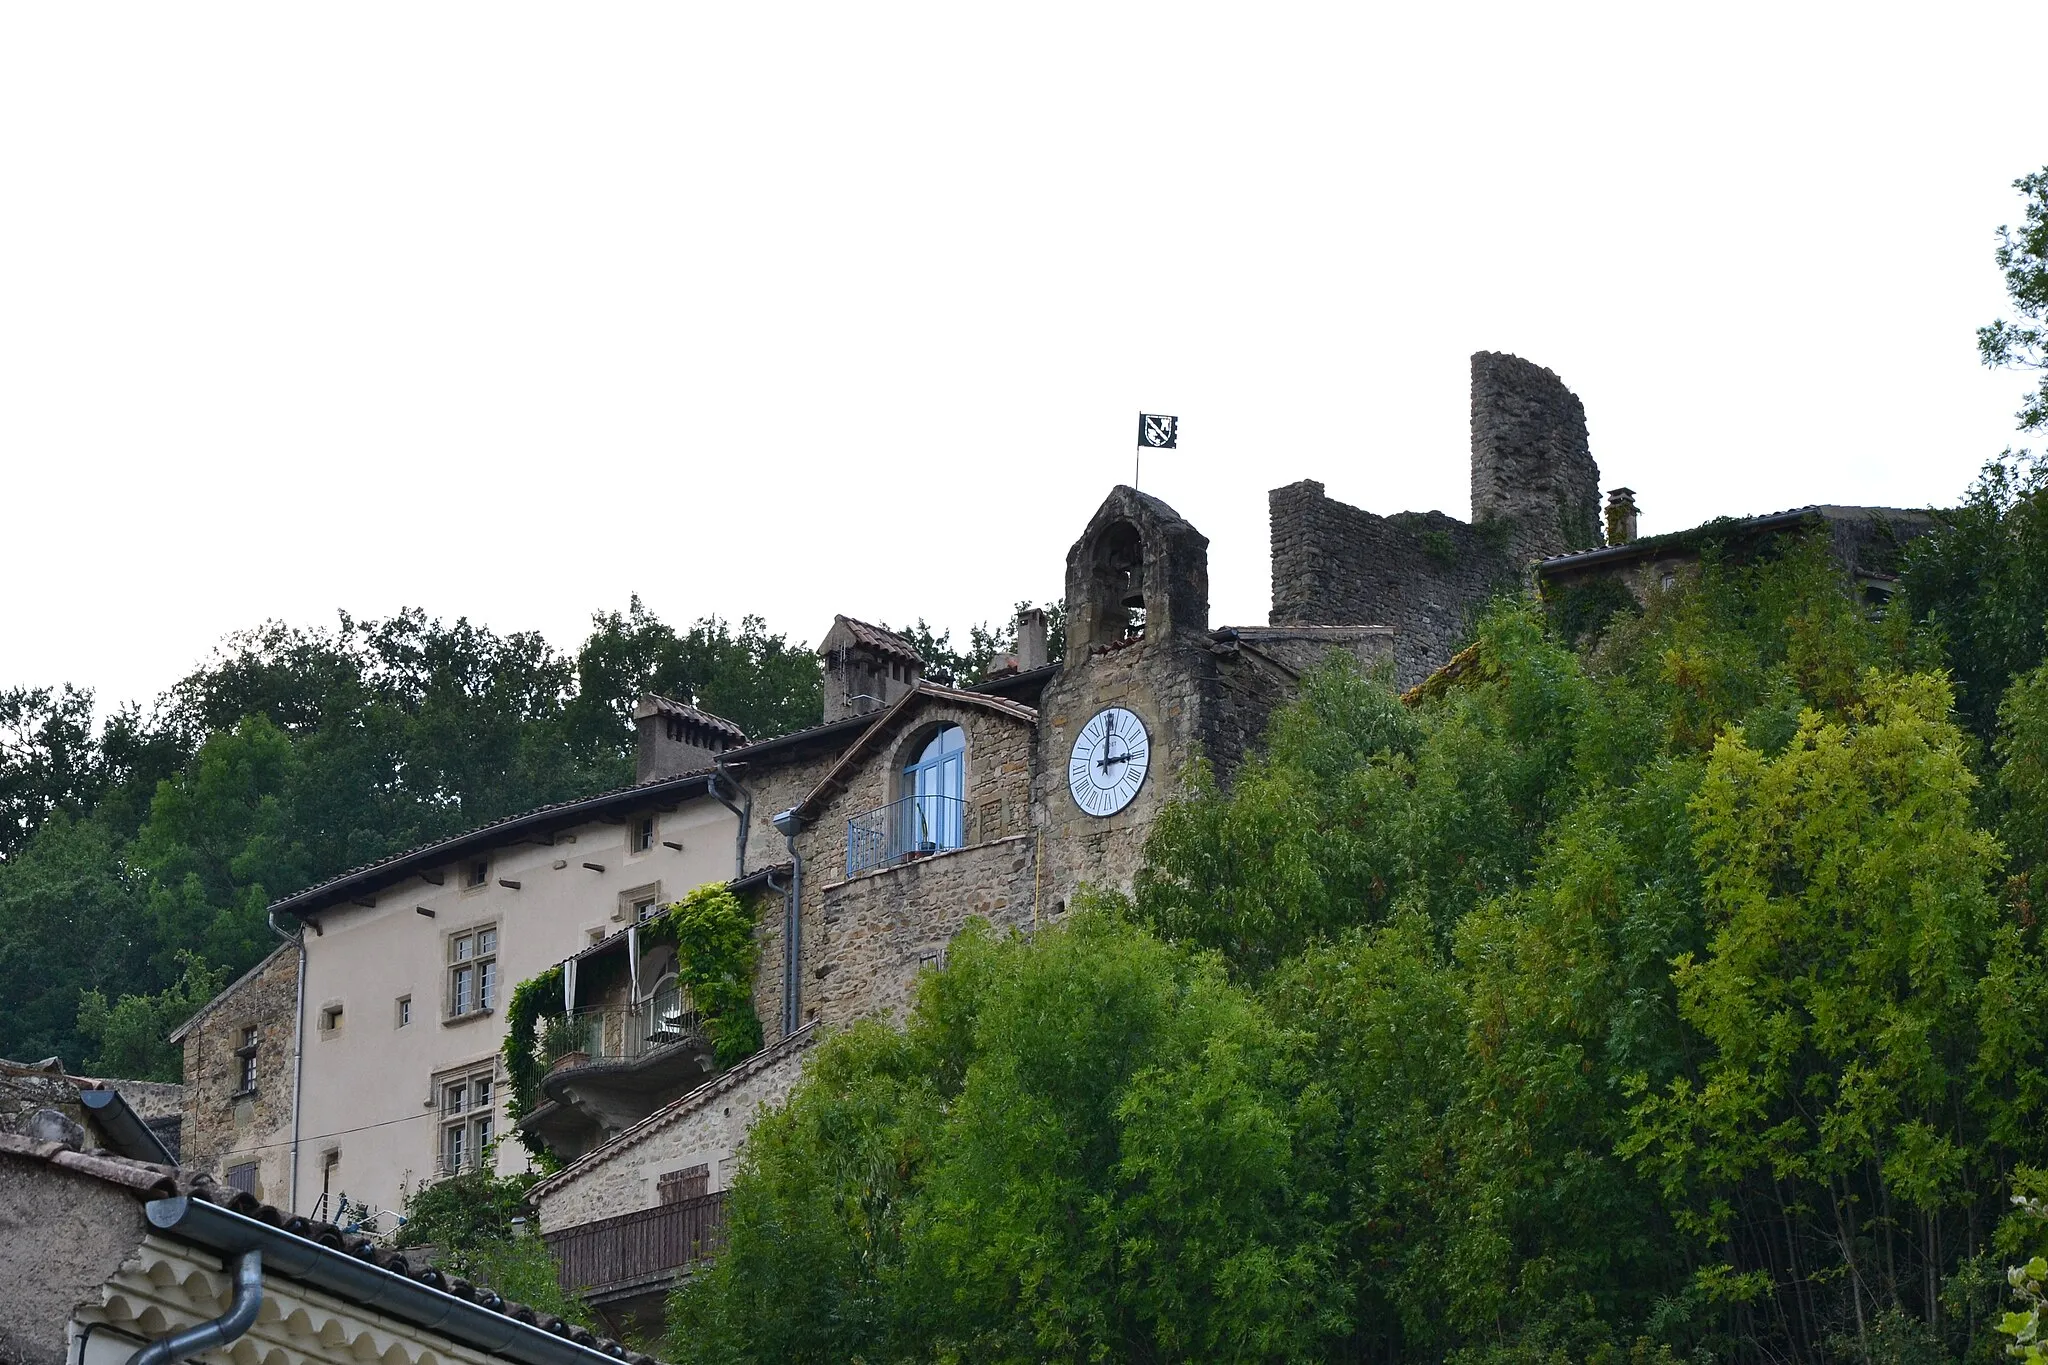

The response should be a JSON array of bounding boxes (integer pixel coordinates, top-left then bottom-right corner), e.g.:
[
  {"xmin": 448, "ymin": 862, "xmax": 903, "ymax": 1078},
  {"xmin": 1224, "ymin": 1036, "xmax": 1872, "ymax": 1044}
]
[{"xmin": 0, "ymin": 1126, "xmax": 655, "ymax": 1365}]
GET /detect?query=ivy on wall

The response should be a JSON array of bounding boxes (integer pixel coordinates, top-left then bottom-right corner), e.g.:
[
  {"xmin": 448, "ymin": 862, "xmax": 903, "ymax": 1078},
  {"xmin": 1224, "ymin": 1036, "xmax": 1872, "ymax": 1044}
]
[{"xmin": 499, "ymin": 882, "xmax": 764, "ymax": 1163}]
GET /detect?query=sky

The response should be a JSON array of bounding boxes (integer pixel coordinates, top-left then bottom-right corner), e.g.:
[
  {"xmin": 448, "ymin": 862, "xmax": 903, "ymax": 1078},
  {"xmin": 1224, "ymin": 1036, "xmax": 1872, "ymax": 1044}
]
[{"xmin": 2, "ymin": 4, "xmax": 2042, "ymax": 714}]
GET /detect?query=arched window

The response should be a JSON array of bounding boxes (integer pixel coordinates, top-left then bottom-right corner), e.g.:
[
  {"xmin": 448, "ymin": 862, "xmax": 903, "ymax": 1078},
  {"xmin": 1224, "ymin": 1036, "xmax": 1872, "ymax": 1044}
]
[{"xmin": 899, "ymin": 725, "xmax": 965, "ymax": 856}]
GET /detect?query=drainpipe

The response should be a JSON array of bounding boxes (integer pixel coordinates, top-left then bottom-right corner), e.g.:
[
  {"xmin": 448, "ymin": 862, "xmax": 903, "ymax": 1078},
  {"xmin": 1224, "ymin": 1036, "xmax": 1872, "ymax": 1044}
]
[
  {"xmin": 770, "ymin": 808, "xmax": 803, "ymax": 1038},
  {"xmin": 708, "ymin": 758, "xmax": 752, "ymax": 881},
  {"xmin": 266, "ymin": 908, "xmax": 305, "ymax": 1214},
  {"xmin": 128, "ymin": 1248, "xmax": 262, "ymax": 1365}
]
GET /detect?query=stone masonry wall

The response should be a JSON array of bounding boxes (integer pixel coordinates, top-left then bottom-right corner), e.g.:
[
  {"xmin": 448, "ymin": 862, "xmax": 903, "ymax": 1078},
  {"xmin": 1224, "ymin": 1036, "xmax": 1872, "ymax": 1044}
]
[
  {"xmin": 754, "ymin": 699, "xmax": 1036, "ymax": 1047},
  {"xmin": 179, "ymin": 943, "xmax": 297, "ymax": 1203},
  {"xmin": 1469, "ymin": 350, "xmax": 1603, "ymax": 562},
  {"xmin": 532, "ymin": 1026, "xmax": 819, "ymax": 1229},
  {"xmin": 816, "ymin": 835, "xmax": 1037, "ymax": 1028},
  {"xmin": 1269, "ymin": 480, "xmax": 1525, "ymax": 688}
]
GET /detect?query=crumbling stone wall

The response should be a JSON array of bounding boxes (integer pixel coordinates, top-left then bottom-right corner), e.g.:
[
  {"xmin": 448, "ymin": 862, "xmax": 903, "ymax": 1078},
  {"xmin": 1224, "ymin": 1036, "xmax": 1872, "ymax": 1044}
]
[
  {"xmin": 1269, "ymin": 481, "xmax": 1526, "ymax": 687},
  {"xmin": 1268, "ymin": 354, "xmax": 1603, "ymax": 688},
  {"xmin": 816, "ymin": 835, "xmax": 1037, "ymax": 1028},
  {"xmin": 179, "ymin": 944, "xmax": 297, "ymax": 1202},
  {"xmin": 1470, "ymin": 351, "xmax": 1603, "ymax": 561}
]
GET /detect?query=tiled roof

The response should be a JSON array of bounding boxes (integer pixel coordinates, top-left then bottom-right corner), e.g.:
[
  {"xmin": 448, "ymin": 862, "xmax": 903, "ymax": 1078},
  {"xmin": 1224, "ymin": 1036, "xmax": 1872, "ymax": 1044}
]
[
  {"xmin": 826, "ymin": 616, "xmax": 924, "ymax": 666},
  {"xmin": 0, "ymin": 1131, "xmax": 657, "ymax": 1364},
  {"xmin": 1535, "ymin": 505, "xmax": 1938, "ymax": 575}
]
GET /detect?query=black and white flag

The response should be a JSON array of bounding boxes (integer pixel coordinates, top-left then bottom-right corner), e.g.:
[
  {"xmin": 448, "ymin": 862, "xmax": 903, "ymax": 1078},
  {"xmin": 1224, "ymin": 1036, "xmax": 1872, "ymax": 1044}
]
[{"xmin": 1138, "ymin": 413, "xmax": 1179, "ymax": 449}]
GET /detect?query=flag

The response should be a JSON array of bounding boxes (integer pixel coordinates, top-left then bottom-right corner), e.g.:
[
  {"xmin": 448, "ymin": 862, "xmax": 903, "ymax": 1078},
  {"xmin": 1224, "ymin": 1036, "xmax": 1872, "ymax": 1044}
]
[{"xmin": 1138, "ymin": 413, "xmax": 1179, "ymax": 449}]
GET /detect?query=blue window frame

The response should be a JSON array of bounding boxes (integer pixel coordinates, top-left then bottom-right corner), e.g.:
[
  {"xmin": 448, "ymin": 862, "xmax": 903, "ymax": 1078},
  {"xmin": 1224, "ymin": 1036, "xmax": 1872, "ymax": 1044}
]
[{"xmin": 901, "ymin": 725, "xmax": 965, "ymax": 854}]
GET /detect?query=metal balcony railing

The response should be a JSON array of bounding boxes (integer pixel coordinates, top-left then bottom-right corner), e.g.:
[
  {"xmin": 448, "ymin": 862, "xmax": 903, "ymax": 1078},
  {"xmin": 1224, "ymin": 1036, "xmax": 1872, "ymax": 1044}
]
[
  {"xmin": 559, "ymin": 984, "xmax": 699, "ymax": 1064},
  {"xmin": 546, "ymin": 1191, "xmax": 727, "ymax": 1296},
  {"xmin": 845, "ymin": 793, "xmax": 966, "ymax": 877}
]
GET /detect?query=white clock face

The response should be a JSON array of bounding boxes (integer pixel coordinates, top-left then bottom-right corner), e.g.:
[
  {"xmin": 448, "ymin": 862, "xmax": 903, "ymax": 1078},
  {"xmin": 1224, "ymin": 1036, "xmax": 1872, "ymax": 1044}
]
[{"xmin": 1068, "ymin": 706, "xmax": 1151, "ymax": 817}]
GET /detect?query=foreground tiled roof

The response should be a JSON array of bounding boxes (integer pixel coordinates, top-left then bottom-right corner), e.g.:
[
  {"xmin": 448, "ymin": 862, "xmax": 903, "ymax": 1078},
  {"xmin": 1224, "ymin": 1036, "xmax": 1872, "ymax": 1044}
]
[
  {"xmin": 0, "ymin": 1131, "xmax": 656, "ymax": 1364},
  {"xmin": 1536, "ymin": 504, "xmax": 1937, "ymax": 574}
]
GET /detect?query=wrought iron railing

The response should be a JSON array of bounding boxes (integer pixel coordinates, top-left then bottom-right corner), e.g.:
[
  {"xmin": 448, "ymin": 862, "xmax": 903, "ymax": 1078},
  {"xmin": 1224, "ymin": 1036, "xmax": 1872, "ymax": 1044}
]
[
  {"xmin": 845, "ymin": 793, "xmax": 966, "ymax": 877},
  {"xmin": 557, "ymin": 984, "xmax": 698, "ymax": 1064},
  {"xmin": 546, "ymin": 1192, "xmax": 727, "ymax": 1295}
]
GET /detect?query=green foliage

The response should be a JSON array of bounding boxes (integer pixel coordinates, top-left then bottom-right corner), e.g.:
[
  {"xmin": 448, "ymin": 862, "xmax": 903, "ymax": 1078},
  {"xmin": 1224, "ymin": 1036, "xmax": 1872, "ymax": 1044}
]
[
  {"xmin": 76, "ymin": 952, "xmax": 225, "ymax": 1081},
  {"xmin": 394, "ymin": 1163, "xmax": 595, "ymax": 1328},
  {"xmin": 1980, "ymin": 166, "xmax": 2048, "ymax": 434},
  {"xmin": 668, "ymin": 911, "xmax": 1341, "ymax": 1364},
  {"xmin": 1543, "ymin": 574, "xmax": 1642, "ymax": 649},
  {"xmin": 501, "ymin": 964, "xmax": 565, "ymax": 1162},
  {"xmin": 644, "ymin": 884, "xmax": 762, "ymax": 1067},
  {"xmin": 1903, "ymin": 452, "xmax": 2048, "ymax": 743}
]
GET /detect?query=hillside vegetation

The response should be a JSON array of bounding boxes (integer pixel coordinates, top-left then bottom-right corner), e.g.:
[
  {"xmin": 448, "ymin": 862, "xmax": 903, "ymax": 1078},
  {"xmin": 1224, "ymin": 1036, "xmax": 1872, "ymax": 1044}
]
[{"xmin": 667, "ymin": 457, "xmax": 2048, "ymax": 1364}]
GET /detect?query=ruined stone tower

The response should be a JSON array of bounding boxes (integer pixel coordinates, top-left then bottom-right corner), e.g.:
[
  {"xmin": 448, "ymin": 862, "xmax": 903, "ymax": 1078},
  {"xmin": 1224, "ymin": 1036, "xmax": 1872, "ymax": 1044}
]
[
  {"xmin": 1269, "ymin": 351, "xmax": 1603, "ymax": 687},
  {"xmin": 1469, "ymin": 351, "xmax": 1602, "ymax": 561}
]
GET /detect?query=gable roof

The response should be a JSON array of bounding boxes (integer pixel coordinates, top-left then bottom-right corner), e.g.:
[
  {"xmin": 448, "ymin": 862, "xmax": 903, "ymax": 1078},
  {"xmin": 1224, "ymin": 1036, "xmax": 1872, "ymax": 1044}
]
[{"xmin": 792, "ymin": 682, "xmax": 1036, "ymax": 823}]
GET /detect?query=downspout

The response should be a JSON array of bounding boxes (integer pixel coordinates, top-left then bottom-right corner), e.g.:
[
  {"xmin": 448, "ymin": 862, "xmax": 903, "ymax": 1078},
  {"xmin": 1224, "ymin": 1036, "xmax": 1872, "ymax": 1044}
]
[
  {"xmin": 770, "ymin": 808, "xmax": 803, "ymax": 1039},
  {"xmin": 266, "ymin": 908, "xmax": 305, "ymax": 1214},
  {"xmin": 127, "ymin": 1248, "xmax": 262, "ymax": 1365},
  {"xmin": 708, "ymin": 757, "xmax": 752, "ymax": 881}
]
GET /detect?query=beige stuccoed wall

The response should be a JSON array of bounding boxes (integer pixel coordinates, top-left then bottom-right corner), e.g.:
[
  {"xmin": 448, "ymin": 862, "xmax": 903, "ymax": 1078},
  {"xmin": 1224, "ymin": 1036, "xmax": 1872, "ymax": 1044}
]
[
  {"xmin": 531, "ymin": 1026, "xmax": 819, "ymax": 1229},
  {"xmin": 290, "ymin": 796, "xmax": 737, "ymax": 1221}
]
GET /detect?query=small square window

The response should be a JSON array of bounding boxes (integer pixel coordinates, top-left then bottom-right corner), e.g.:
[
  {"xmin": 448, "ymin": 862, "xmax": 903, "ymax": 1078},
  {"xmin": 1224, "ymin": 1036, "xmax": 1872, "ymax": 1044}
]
[
  {"xmin": 226, "ymin": 1162, "xmax": 258, "ymax": 1195},
  {"xmin": 464, "ymin": 859, "xmax": 489, "ymax": 888},
  {"xmin": 396, "ymin": 996, "xmax": 412, "ymax": 1028},
  {"xmin": 633, "ymin": 818, "xmax": 654, "ymax": 853},
  {"xmin": 319, "ymin": 1004, "xmax": 343, "ymax": 1032},
  {"xmin": 635, "ymin": 898, "xmax": 659, "ymax": 923}
]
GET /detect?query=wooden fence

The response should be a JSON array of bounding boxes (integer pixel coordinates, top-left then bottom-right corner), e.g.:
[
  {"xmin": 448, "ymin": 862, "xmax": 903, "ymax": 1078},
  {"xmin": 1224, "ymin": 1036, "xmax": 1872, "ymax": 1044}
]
[{"xmin": 545, "ymin": 1191, "xmax": 727, "ymax": 1296}]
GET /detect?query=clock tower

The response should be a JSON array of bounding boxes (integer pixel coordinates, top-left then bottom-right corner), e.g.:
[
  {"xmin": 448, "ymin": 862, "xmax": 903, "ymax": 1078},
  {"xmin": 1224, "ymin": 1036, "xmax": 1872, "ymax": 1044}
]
[{"xmin": 1030, "ymin": 486, "xmax": 1291, "ymax": 913}]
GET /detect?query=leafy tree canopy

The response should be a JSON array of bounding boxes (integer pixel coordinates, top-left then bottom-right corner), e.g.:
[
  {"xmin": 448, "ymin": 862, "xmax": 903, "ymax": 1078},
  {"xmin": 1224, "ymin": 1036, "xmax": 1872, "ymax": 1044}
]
[{"xmin": 1981, "ymin": 166, "xmax": 2048, "ymax": 434}]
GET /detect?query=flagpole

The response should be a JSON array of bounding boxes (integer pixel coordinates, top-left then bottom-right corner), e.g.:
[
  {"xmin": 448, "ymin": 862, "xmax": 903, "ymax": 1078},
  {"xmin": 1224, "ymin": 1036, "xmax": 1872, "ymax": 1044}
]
[{"xmin": 1134, "ymin": 412, "xmax": 1141, "ymax": 491}]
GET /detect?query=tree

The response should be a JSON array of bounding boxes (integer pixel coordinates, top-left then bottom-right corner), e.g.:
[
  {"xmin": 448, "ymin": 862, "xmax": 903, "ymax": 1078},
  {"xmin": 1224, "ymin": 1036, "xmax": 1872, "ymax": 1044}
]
[
  {"xmin": 75, "ymin": 952, "xmax": 225, "ymax": 1081},
  {"xmin": 0, "ymin": 813, "xmax": 154, "ymax": 1067},
  {"xmin": 1982, "ymin": 166, "xmax": 2048, "ymax": 434},
  {"xmin": 668, "ymin": 911, "xmax": 1342, "ymax": 1364},
  {"xmin": 0, "ymin": 683, "xmax": 101, "ymax": 860}
]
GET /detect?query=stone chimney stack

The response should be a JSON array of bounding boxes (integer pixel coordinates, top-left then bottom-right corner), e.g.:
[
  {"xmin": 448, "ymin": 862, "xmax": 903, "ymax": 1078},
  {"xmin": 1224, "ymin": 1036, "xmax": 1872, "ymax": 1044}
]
[
  {"xmin": 1606, "ymin": 488, "xmax": 1639, "ymax": 545},
  {"xmin": 633, "ymin": 696, "xmax": 748, "ymax": 784},
  {"xmin": 1014, "ymin": 607, "xmax": 1049, "ymax": 671},
  {"xmin": 817, "ymin": 616, "xmax": 924, "ymax": 723}
]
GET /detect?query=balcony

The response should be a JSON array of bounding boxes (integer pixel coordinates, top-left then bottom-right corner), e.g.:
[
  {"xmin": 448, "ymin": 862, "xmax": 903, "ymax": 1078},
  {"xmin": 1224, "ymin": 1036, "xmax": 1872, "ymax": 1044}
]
[
  {"xmin": 546, "ymin": 1192, "xmax": 727, "ymax": 1337},
  {"xmin": 845, "ymin": 793, "xmax": 966, "ymax": 877},
  {"xmin": 516, "ymin": 985, "xmax": 716, "ymax": 1163}
]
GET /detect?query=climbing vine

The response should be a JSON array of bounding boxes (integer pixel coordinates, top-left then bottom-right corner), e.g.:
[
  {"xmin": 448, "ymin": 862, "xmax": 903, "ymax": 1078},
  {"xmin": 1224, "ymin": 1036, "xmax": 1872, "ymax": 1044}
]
[{"xmin": 499, "ymin": 883, "xmax": 764, "ymax": 1162}]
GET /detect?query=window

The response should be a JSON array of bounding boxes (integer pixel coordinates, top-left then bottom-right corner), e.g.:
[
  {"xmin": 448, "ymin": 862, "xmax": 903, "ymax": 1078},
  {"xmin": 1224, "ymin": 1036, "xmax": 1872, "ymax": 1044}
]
[
  {"xmin": 448, "ymin": 926, "xmax": 498, "ymax": 1017},
  {"xmin": 437, "ymin": 1066, "xmax": 497, "ymax": 1173},
  {"xmin": 464, "ymin": 858, "xmax": 489, "ymax": 888},
  {"xmin": 226, "ymin": 1162, "xmax": 258, "ymax": 1195},
  {"xmin": 900, "ymin": 725, "xmax": 966, "ymax": 853},
  {"xmin": 396, "ymin": 996, "xmax": 411, "ymax": 1028},
  {"xmin": 635, "ymin": 896, "xmax": 660, "ymax": 923},
  {"xmin": 633, "ymin": 817, "xmax": 655, "ymax": 853},
  {"xmin": 318, "ymin": 1003, "xmax": 343, "ymax": 1033},
  {"xmin": 234, "ymin": 1026, "xmax": 258, "ymax": 1094},
  {"xmin": 658, "ymin": 1164, "xmax": 709, "ymax": 1204}
]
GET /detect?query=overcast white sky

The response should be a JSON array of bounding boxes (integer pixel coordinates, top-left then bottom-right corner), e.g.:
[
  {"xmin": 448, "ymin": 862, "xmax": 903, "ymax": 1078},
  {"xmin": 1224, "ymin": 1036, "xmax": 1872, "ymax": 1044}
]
[{"xmin": 2, "ymin": 5, "xmax": 2042, "ymax": 712}]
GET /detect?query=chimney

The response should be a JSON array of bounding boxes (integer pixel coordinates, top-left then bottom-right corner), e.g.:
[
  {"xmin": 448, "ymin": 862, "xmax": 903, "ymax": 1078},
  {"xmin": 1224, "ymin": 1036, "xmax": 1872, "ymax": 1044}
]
[
  {"xmin": 817, "ymin": 616, "xmax": 924, "ymax": 722},
  {"xmin": 633, "ymin": 695, "xmax": 748, "ymax": 783},
  {"xmin": 1014, "ymin": 607, "xmax": 1049, "ymax": 671},
  {"xmin": 1605, "ymin": 488, "xmax": 1639, "ymax": 545}
]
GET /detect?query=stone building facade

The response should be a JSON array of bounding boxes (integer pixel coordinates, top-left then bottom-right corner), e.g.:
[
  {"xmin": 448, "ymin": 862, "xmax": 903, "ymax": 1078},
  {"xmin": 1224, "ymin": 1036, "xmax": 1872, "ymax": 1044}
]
[{"xmin": 171, "ymin": 943, "xmax": 297, "ymax": 1202}]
